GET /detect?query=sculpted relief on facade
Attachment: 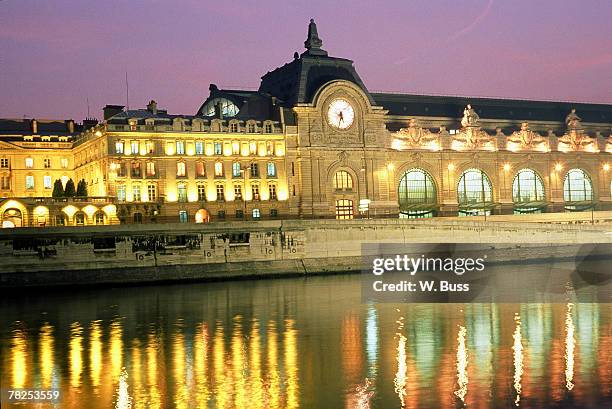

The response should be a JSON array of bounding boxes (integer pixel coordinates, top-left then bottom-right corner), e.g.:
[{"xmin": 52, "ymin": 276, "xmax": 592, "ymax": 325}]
[{"xmin": 507, "ymin": 122, "xmax": 548, "ymax": 152}]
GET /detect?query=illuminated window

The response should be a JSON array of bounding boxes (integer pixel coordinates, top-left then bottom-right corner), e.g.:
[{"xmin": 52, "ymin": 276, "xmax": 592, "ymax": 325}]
[
  {"xmin": 398, "ymin": 169, "xmax": 436, "ymax": 218},
  {"xmin": 266, "ymin": 141, "xmax": 274, "ymax": 156},
  {"xmin": 43, "ymin": 158, "xmax": 51, "ymax": 168},
  {"xmin": 230, "ymin": 123, "xmax": 238, "ymax": 133},
  {"xmin": 131, "ymin": 141, "xmax": 139, "ymax": 155},
  {"xmin": 232, "ymin": 162, "xmax": 241, "ymax": 178},
  {"xmin": 335, "ymin": 199, "xmax": 354, "ymax": 220},
  {"xmin": 147, "ymin": 184, "xmax": 157, "ymax": 201},
  {"xmin": 250, "ymin": 163, "xmax": 259, "ymax": 178},
  {"xmin": 202, "ymin": 98, "xmax": 239, "ymax": 117},
  {"xmin": 25, "ymin": 158, "xmax": 33, "ymax": 168},
  {"xmin": 95, "ymin": 212, "xmax": 105, "ymax": 225},
  {"xmin": 117, "ymin": 185, "xmax": 126, "ymax": 201},
  {"xmin": 1, "ymin": 176, "xmax": 9, "ymax": 190},
  {"xmin": 457, "ymin": 169, "xmax": 492, "ymax": 205},
  {"xmin": 0, "ymin": 158, "xmax": 8, "ymax": 168},
  {"xmin": 267, "ymin": 162, "xmax": 277, "ymax": 178},
  {"xmin": 249, "ymin": 141, "xmax": 257, "ymax": 155},
  {"xmin": 197, "ymin": 184, "xmax": 206, "ymax": 201},
  {"xmin": 146, "ymin": 141, "xmax": 155, "ymax": 154},
  {"xmin": 269, "ymin": 184, "xmax": 277, "ymax": 200},
  {"xmin": 75, "ymin": 212, "xmax": 85, "ymax": 226},
  {"xmin": 115, "ymin": 142, "xmax": 124, "ymax": 154},
  {"xmin": 232, "ymin": 141, "xmax": 240, "ymax": 155},
  {"xmin": 176, "ymin": 141, "xmax": 185, "ymax": 155},
  {"xmin": 216, "ymin": 184, "xmax": 225, "ymax": 201},
  {"xmin": 129, "ymin": 120, "xmax": 137, "ymax": 131},
  {"xmin": 195, "ymin": 141, "xmax": 204, "ymax": 155},
  {"xmin": 196, "ymin": 162, "xmax": 206, "ymax": 177},
  {"xmin": 512, "ymin": 169, "xmax": 545, "ymax": 203},
  {"xmin": 177, "ymin": 162, "xmax": 186, "ymax": 177},
  {"xmin": 146, "ymin": 162, "xmax": 156, "ymax": 177},
  {"xmin": 251, "ymin": 184, "xmax": 260, "ymax": 200},
  {"xmin": 214, "ymin": 142, "xmax": 222, "ymax": 155},
  {"xmin": 179, "ymin": 210, "xmax": 188, "ymax": 223},
  {"xmin": 334, "ymin": 170, "xmax": 353, "ymax": 190},
  {"xmin": 131, "ymin": 162, "xmax": 141, "ymax": 178},
  {"xmin": 132, "ymin": 185, "xmax": 141, "ymax": 202},
  {"xmin": 563, "ymin": 169, "xmax": 593, "ymax": 203},
  {"xmin": 234, "ymin": 184, "xmax": 242, "ymax": 200},
  {"xmin": 117, "ymin": 163, "xmax": 127, "ymax": 177},
  {"xmin": 26, "ymin": 175, "xmax": 34, "ymax": 189},
  {"xmin": 177, "ymin": 184, "xmax": 187, "ymax": 202},
  {"xmin": 61, "ymin": 158, "xmax": 68, "ymax": 169},
  {"xmin": 252, "ymin": 208, "xmax": 261, "ymax": 219},
  {"xmin": 214, "ymin": 162, "xmax": 224, "ymax": 177},
  {"xmin": 43, "ymin": 175, "xmax": 52, "ymax": 189}
]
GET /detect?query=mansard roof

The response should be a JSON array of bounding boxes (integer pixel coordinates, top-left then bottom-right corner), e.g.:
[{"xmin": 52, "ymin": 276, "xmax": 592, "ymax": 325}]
[
  {"xmin": 372, "ymin": 93, "xmax": 612, "ymax": 125},
  {"xmin": 0, "ymin": 118, "xmax": 82, "ymax": 140}
]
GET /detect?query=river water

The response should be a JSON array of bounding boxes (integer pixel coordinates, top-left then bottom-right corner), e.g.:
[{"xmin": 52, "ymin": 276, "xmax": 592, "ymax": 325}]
[{"xmin": 1, "ymin": 274, "xmax": 610, "ymax": 409}]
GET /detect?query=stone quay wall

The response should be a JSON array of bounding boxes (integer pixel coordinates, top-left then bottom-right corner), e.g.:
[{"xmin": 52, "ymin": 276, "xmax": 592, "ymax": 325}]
[{"xmin": 0, "ymin": 216, "xmax": 611, "ymax": 288}]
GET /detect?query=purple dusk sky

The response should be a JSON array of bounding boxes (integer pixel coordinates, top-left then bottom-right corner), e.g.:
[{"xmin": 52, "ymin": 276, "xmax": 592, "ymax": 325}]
[{"xmin": 1, "ymin": 0, "xmax": 612, "ymax": 121}]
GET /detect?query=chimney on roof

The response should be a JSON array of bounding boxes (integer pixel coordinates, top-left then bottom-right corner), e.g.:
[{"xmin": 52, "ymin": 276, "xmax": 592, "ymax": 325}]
[
  {"xmin": 103, "ymin": 105, "xmax": 125, "ymax": 120},
  {"xmin": 31, "ymin": 119, "xmax": 38, "ymax": 134},
  {"xmin": 147, "ymin": 100, "xmax": 158, "ymax": 115},
  {"xmin": 83, "ymin": 118, "xmax": 98, "ymax": 131}
]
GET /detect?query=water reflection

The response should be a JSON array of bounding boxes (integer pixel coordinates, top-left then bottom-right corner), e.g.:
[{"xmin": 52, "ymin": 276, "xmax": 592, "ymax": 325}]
[{"xmin": 0, "ymin": 275, "xmax": 610, "ymax": 409}]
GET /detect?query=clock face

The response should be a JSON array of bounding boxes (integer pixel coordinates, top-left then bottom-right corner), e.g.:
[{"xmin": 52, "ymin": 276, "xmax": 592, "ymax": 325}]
[{"xmin": 327, "ymin": 99, "xmax": 354, "ymax": 130}]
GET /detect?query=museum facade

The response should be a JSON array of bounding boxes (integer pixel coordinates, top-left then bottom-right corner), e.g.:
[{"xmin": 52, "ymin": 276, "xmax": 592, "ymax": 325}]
[{"xmin": 1, "ymin": 19, "xmax": 611, "ymax": 227}]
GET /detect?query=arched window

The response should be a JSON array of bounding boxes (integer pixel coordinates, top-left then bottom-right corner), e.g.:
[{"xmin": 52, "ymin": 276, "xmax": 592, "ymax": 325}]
[
  {"xmin": 334, "ymin": 170, "xmax": 353, "ymax": 190},
  {"xmin": 564, "ymin": 169, "xmax": 593, "ymax": 210},
  {"xmin": 201, "ymin": 98, "xmax": 239, "ymax": 117},
  {"xmin": 457, "ymin": 169, "xmax": 493, "ymax": 216},
  {"xmin": 214, "ymin": 162, "xmax": 224, "ymax": 177},
  {"xmin": 398, "ymin": 169, "xmax": 437, "ymax": 218},
  {"xmin": 75, "ymin": 212, "xmax": 85, "ymax": 226},
  {"xmin": 335, "ymin": 199, "xmax": 354, "ymax": 220},
  {"xmin": 512, "ymin": 169, "xmax": 545, "ymax": 213},
  {"xmin": 94, "ymin": 211, "xmax": 105, "ymax": 225}
]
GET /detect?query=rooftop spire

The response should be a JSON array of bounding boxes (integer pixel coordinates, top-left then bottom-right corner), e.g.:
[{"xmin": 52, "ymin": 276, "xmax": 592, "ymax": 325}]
[{"xmin": 303, "ymin": 18, "xmax": 327, "ymax": 56}]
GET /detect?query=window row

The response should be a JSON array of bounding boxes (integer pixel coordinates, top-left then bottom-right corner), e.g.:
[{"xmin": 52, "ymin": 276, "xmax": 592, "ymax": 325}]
[
  {"xmin": 0, "ymin": 158, "xmax": 69, "ymax": 169},
  {"xmin": 114, "ymin": 140, "xmax": 284, "ymax": 157},
  {"xmin": 182, "ymin": 207, "xmax": 278, "ymax": 224},
  {"xmin": 116, "ymin": 183, "xmax": 279, "ymax": 202},
  {"xmin": 114, "ymin": 161, "xmax": 278, "ymax": 179},
  {"xmin": 23, "ymin": 175, "xmax": 55, "ymax": 190}
]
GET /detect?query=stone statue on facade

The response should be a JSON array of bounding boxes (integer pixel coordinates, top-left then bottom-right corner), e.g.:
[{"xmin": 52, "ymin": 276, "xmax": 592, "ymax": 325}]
[
  {"xmin": 391, "ymin": 118, "xmax": 439, "ymax": 150},
  {"xmin": 461, "ymin": 104, "xmax": 480, "ymax": 128},
  {"xmin": 506, "ymin": 122, "xmax": 548, "ymax": 151},
  {"xmin": 565, "ymin": 108, "xmax": 582, "ymax": 129}
]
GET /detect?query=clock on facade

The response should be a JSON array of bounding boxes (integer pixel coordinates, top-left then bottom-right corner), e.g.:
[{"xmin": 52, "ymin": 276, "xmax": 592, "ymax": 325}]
[{"xmin": 327, "ymin": 98, "xmax": 354, "ymax": 130}]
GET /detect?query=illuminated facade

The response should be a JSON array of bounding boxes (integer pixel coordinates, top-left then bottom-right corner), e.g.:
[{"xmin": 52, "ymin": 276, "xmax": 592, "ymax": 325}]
[{"xmin": 1, "ymin": 19, "xmax": 611, "ymax": 226}]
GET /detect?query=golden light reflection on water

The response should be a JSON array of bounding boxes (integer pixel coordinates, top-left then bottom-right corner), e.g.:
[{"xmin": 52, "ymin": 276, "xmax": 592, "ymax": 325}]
[
  {"xmin": 173, "ymin": 324, "xmax": 188, "ymax": 409},
  {"xmin": 194, "ymin": 322, "xmax": 210, "ymax": 409},
  {"xmin": 90, "ymin": 320, "xmax": 102, "ymax": 389},
  {"xmin": 70, "ymin": 322, "xmax": 83, "ymax": 388},
  {"xmin": 2, "ymin": 295, "xmax": 611, "ymax": 409},
  {"xmin": 39, "ymin": 323, "xmax": 54, "ymax": 388},
  {"xmin": 394, "ymin": 314, "xmax": 407, "ymax": 408},
  {"xmin": 512, "ymin": 314, "xmax": 524, "ymax": 406},
  {"xmin": 454, "ymin": 325, "xmax": 468, "ymax": 405},
  {"xmin": 284, "ymin": 319, "xmax": 299, "ymax": 409},
  {"xmin": 11, "ymin": 325, "xmax": 27, "ymax": 388},
  {"xmin": 565, "ymin": 302, "xmax": 575, "ymax": 391}
]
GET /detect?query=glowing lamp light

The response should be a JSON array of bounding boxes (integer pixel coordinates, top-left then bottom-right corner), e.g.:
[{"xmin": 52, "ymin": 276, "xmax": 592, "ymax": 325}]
[
  {"xmin": 503, "ymin": 163, "xmax": 511, "ymax": 172},
  {"xmin": 95, "ymin": 130, "xmax": 102, "ymax": 137},
  {"xmin": 555, "ymin": 163, "xmax": 563, "ymax": 172},
  {"xmin": 447, "ymin": 163, "xmax": 455, "ymax": 172},
  {"xmin": 277, "ymin": 188, "xmax": 288, "ymax": 201},
  {"xmin": 387, "ymin": 163, "xmax": 395, "ymax": 172},
  {"xmin": 166, "ymin": 191, "xmax": 177, "ymax": 202},
  {"xmin": 604, "ymin": 163, "xmax": 610, "ymax": 172},
  {"xmin": 83, "ymin": 205, "xmax": 98, "ymax": 217}
]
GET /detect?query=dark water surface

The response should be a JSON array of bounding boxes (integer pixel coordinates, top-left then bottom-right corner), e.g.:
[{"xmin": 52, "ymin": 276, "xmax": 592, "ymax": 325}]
[{"xmin": 1, "ymin": 274, "xmax": 611, "ymax": 409}]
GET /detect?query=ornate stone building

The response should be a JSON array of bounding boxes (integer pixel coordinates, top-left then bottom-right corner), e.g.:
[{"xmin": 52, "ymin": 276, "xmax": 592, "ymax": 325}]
[{"xmin": 1, "ymin": 19, "xmax": 611, "ymax": 227}]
